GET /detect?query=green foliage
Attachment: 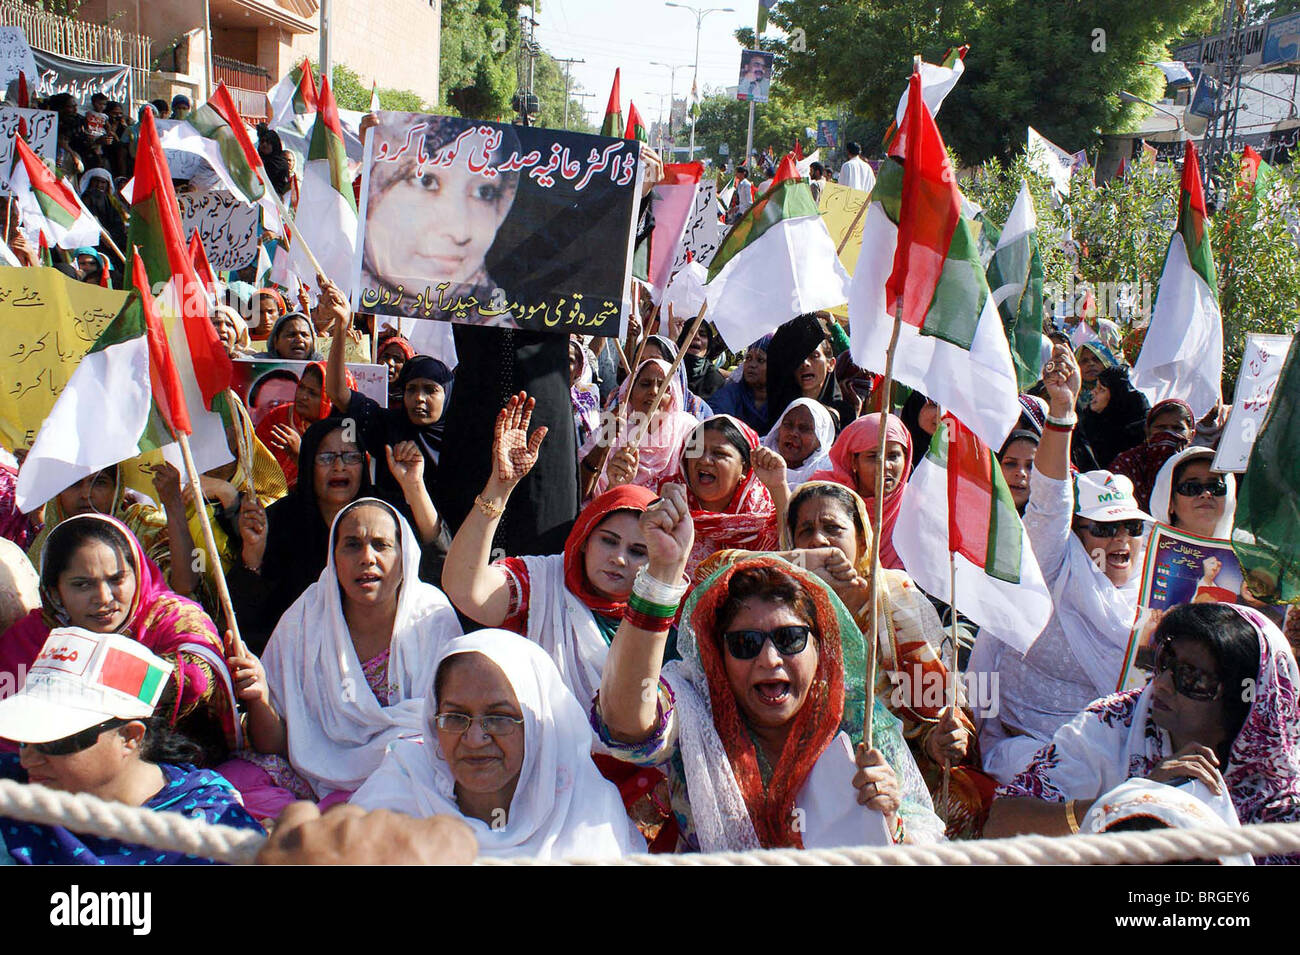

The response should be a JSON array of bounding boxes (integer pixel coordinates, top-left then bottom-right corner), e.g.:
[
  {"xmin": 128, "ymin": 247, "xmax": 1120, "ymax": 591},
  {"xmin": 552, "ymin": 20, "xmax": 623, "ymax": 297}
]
[
  {"xmin": 529, "ymin": 50, "xmax": 596, "ymax": 133},
  {"xmin": 693, "ymin": 88, "xmax": 827, "ymax": 169},
  {"xmin": 325, "ymin": 63, "xmax": 428, "ymax": 113},
  {"xmin": 963, "ymin": 150, "xmax": 1300, "ymax": 393},
  {"xmin": 762, "ymin": 0, "xmax": 1218, "ymax": 163},
  {"xmin": 439, "ymin": 0, "xmax": 521, "ymax": 119}
]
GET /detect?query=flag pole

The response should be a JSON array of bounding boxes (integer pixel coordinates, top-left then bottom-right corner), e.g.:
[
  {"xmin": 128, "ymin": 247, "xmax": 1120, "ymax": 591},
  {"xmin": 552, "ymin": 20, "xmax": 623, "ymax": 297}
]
[
  {"xmin": 942, "ymin": 547, "xmax": 958, "ymax": 820},
  {"xmin": 255, "ymin": 165, "xmax": 326, "ymax": 280},
  {"xmin": 176, "ymin": 430, "xmax": 246, "ymax": 660},
  {"xmin": 864, "ymin": 306, "xmax": 902, "ymax": 750},
  {"xmin": 97, "ymin": 231, "xmax": 127, "ymax": 266}
]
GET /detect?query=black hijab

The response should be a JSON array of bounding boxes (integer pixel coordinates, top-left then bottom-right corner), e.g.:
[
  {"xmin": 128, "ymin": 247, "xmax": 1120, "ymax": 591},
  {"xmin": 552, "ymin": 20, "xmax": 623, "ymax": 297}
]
[
  {"xmin": 390, "ymin": 355, "xmax": 454, "ymax": 462},
  {"xmin": 764, "ymin": 314, "xmax": 833, "ymax": 432},
  {"xmin": 899, "ymin": 390, "xmax": 935, "ymax": 472},
  {"xmin": 1079, "ymin": 364, "xmax": 1149, "ymax": 471},
  {"xmin": 257, "ymin": 124, "xmax": 292, "ymax": 196}
]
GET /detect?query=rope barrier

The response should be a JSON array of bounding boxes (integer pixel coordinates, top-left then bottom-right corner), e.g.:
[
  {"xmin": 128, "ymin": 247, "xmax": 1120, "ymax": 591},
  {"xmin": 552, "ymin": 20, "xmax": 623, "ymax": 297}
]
[{"xmin": 4, "ymin": 776, "xmax": 1300, "ymax": 865}]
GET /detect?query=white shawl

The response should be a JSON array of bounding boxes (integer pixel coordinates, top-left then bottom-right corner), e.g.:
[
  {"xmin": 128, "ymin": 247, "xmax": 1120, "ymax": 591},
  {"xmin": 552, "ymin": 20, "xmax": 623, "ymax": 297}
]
[
  {"xmin": 1149, "ymin": 446, "xmax": 1236, "ymax": 539},
  {"xmin": 761, "ymin": 397, "xmax": 836, "ymax": 489},
  {"xmin": 520, "ymin": 553, "xmax": 608, "ymax": 710},
  {"xmin": 262, "ymin": 499, "xmax": 463, "ymax": 798},
  {"xmin": 351, "ymin": 630, "xmax": 638, "ymax": 860}
]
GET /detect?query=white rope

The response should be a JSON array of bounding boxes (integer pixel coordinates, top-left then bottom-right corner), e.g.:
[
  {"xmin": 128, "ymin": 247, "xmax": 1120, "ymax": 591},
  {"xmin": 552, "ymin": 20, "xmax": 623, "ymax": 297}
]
[{"xmin": 3, "ymin": 777, "xmax": 1300, "ymax": 865}]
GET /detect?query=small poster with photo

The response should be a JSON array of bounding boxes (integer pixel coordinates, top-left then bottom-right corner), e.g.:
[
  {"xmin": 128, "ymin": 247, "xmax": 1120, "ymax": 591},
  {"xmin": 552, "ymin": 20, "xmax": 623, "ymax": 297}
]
[
  {"xmin": 736, "ymin": 50, "xmax": 774, "ymax": 103},
  {"xmin": 1118, "ymin": 523, "xmax": 1278, "ymax": 691}
]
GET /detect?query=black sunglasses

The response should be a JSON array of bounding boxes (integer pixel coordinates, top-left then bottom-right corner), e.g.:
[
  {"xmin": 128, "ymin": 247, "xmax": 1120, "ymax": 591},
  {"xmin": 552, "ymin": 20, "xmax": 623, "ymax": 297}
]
[
  {"xmin": 723, "ymin": 625, "xmax": 813, "ymax": 660},
  {"xmin": 1154, "ymin": 638, "xmax": 1223, "ymax": 702},
  {"xmin": 1175, "ymin": 479, "xmax": 1228, "ymax": 498},
  {"xmin": 1077, "ymin": 519, "xmax": 1145, "ymax": 538},
  {"xmin": 19, "ymin": 718, "xmax": 131, "ymax": 757}
]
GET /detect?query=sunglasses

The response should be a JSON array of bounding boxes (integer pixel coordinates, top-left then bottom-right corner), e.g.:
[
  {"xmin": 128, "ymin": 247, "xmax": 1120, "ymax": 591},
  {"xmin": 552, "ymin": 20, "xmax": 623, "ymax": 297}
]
[
  {"xmin": 1154, "ymin": 638, "xmax": 1223, "ymax": 702},
  {"xmin": 1077, "ymin": 519, "xmax": 1145, "ymax": 538},
  {"xmin": 723, "ymin": 625, "xmax": 813, "ymax": 660},
  {"xmin": 1175, "ymin": 479, "xmax": 1228, "ymax": 498},
  {"xmin": 19, "ymin": 718, "xmax": 130, "ymax": 757}
]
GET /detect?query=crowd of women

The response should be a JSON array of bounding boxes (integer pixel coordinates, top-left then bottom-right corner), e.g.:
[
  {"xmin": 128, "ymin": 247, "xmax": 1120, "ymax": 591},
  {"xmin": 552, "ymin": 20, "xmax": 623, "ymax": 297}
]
[{"xmin": 0, "ymin": 90, "xmax": 1295, "ymax": 864}]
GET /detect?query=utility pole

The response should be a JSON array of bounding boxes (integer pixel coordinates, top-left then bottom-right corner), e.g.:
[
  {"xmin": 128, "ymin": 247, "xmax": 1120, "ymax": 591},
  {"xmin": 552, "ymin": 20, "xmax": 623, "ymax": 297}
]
[
  {"xmin": 319, "ymin": 0, "xmax": 332, "ymax": 85},
  {"xmin": 555, "ymin": 56, "xmax": 585, "ymax": 129},
  {"xmin": 665, "ymin": 3, "xmax": 735, "ymax": 160}
]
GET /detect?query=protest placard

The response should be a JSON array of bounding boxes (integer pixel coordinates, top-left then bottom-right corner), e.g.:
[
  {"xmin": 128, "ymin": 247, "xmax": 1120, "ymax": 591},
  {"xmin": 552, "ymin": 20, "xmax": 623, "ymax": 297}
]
[
  {"xmin": 1117, "ymin": 523, "xmax": 1283, "ymax": 691},
  {"xmin": 232, "ymin": 359, "xmax": 388, "ymax": 428},
  {"xmin": 0, "ymin": 106, "xmax": 56, "ymax": 196},
  {"xmin": 0, "ymin": 27, "xmax": 37, "ymax": 92},
  {"xmin": 0, "ymin": 267, "xmax": 121, "ymax": 451},
  {"xmin": 32, "ymin": 47, "xmax": 130, "ymax": 106},
  {"xmin": 1213, "ymin": 333, "xmax": 1293, "ymax": 472},
  {"xmin": 177, "ymin": 191, "xmax": 262, "ymax": 271},
  {"xmin": 672, "ymin": 179, "xmax": 720, "ymax": 273},
  {"xmin": 352, "ymin": 112, "xmax": 642, "ymax": 337}
]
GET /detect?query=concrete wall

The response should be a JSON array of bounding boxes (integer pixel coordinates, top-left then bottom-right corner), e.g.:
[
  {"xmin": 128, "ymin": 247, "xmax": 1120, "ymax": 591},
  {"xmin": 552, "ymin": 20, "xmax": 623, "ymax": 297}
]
[{"xmin": 288, "ymin": 0, "xmax": 441, "ymax": 105}]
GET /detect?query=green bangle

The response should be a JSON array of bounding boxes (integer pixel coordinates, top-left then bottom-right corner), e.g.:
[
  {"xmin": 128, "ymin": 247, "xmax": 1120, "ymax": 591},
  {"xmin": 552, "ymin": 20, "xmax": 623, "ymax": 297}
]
[{"xmin": 627, "ymin": 592, "xmax": 679, "ymax": 619}]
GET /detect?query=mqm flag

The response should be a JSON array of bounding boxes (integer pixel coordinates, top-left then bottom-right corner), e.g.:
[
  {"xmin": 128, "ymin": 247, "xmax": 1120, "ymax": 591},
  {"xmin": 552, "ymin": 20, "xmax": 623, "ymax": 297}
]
[
  {"xmin": 1238, "ymin": 145, "xmax": 1276, "ymax": 210},
  {"xmin": 369, "ymin": 81, "xmax": 381, "ymax": 113},
  {"xmin": 601, "ymin": 69, "xmax": 623, "ymax": 139},
  {"xmin": 16, "ymin": 252, "xmax": 192, "ymax": 512},
  {"xmin": 986, "ymin": 180, "xmax": 1045, "ymax": 391},
  {"xmin": 188, "ymin": 231, "xmax": 219, "ymax": 296},
  {"xmin": 7, "ymin": 135, "xmax": 101, "ymax": 249},
  {"xmin": 1233, "ymin": 333, "xmax": 1300, "ymax": 602},
  {"xmin": 158, "ymin": 82, "xmax": 265, "ymax": 204},
  {"xmin": 883, "ymin": 46, "xmax": 967, "ymax": 151},
  {"xmin": 288, "ymin": 74, "xmax": 357, "ymax": 295},
  {"xmin": 1131, "ymin": 140, "xmax": 1222, "ymax": 418},
  {"xmin": 625, "ymin": 101, "xmax": 647, "ymax": 142},
  {"xmin": 894, "ymin": 416, "xmax": 1050, "ymax": 651},
  {"xmin": 849, "ymin": 68, "xmax": 1020, "ymax": 450},
  {"xmin": 267, "ymin": 58, "xmax": 319, "ymax": 136},
  {"xmin": 705, "ymin": 154, "xmax": 849, "ymax": 350}
]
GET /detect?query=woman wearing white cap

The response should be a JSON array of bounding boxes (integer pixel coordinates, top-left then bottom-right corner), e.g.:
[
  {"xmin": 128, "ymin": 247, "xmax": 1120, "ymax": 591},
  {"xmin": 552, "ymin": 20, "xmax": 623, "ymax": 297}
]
[
  {"xmin": 0, "ymin": 629, "xmax": 263, "ymax": 865},
  {"xmin": 972, "ymin": 343, "xmax": 1152, "ymax": 785}
]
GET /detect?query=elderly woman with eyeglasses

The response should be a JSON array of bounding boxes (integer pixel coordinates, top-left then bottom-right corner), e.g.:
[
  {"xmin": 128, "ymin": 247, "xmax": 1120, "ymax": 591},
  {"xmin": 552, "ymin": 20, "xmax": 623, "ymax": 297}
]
[
  {"xmin": 970, "ymin": 343, "xmax": 1153, "ymax": 785},
  {"xmin": 352, "ymin": 629, "xmax": 637, "ymax": 860},
  {"xmin": 986, "ymin": 603, "xmax": 1300, "ymax": 864}
]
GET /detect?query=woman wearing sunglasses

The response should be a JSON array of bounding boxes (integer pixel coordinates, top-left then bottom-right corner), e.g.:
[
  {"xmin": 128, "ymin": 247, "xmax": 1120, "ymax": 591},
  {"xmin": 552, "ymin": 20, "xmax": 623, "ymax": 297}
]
[
  {"xmin": 986, "ymin": 603, "xmax": 1300, "ymax": 864},
  {"xmin": 594, "ymin": 484, "xmax": 943, "ymax": 852},
  {"xmin": 1149, "ymin": 446, "xmax": 1235, "ymax": 541},
  {"xmin": 219, "ymin": 499, "xmax": 462, "ymax": 821},
  {"xmin": 973, "ymin": 343, "xmax": 1152, "ymax": 785},
  {"xmin": 0, "ymin": 630, "xmax": 262, "ymax": 865},
  {"xmin": 352, "ymin": 629, "xmax": 637, "ymax": 860}
]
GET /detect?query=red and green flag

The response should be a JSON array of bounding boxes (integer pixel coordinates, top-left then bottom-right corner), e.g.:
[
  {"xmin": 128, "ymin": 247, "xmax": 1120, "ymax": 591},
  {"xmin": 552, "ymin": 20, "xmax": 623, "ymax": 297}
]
[
  {"xmin": 158, "ymin": 80, "xmax": 265, "ymax": 205},
  {"xmin": 601, "ymin": 69, "xmax": 623, "ymax": 139},
  {"xmin": 267, "ymin": 58, "xmax": 319, "ymax": 135},
  {"xmin": 1131, "ymin": 140, "xmax": 1222, "ymax": 417},
  {"xmin": 625, "ymin": 101, "xmax": 647, "ymax": 142},
  {"xmin": 7, "ymin": 134, "xmax": 102, "ymax": 249},
  {"xmin": 893, "ymin": 414, "xmax": 1050, "ymax": 652}
]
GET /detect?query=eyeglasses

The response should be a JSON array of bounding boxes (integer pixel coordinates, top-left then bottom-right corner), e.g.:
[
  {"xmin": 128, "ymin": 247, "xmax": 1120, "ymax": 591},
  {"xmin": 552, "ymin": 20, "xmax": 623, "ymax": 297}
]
[
  {"xmin": 434, "ymin": 713, "xmax": 524, "ymax": 736},
  {"xmin": 316, "ymin": 451, "xmax": 365, "ymax": 467},
  {"xmin": 1154, "ymin": 638, "xmax": 1223, "ymax": 701},
  {"xmin": 1077, "ymin": 519, "xmax": 1145, "ymax": 538},
  {"xmin": 723, "ymin": 625, "xmax": 813, "ymax": 660},
  {"xmin": 19, "ymin": 718, "xmax": 130, "ymax": 757},
  {"xmin": 1175, "ymin": 478, "xmax": 1228, "ymax": 498}
]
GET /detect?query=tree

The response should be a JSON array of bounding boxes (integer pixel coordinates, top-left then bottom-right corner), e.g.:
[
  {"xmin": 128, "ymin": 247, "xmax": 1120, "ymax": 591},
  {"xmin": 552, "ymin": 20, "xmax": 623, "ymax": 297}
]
[
  {"xmin": 326, "ymin": 63, "xmax": 427, "ymax": 113},
  {"xmin": 439, "ymin": 0, "xmax": 521, "ymax": 118},
  {"xmin": 760, "ymin": 0, "xmax": 1218, "ymax": 163},
  {"xmin": 692, "ymin": 87, "xmax": 827, "ymax": 169}
]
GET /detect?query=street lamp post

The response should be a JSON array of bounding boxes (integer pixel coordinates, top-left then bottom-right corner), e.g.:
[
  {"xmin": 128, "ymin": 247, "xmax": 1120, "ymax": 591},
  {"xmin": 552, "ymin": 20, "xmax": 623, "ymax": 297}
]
[
  {"xmin": 665, "ymin": 2, "xmax": 734, "ymax": 160},
  {"xmin": 650, "ymin": 60, "xmax": 688, "ymax": 155}
]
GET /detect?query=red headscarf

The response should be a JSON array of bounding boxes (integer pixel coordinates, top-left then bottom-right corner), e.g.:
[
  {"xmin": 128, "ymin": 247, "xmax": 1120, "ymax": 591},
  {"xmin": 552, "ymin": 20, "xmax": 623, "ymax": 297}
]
[
  {"xmin": 378, "ymin": 335, "xmax": 416, "ymax": 362},
  {"xmin": 689, "ymin": 555, "xmax": 845, "ymax": 848},
  {"xmin": 562, "ymin": 484, "xmax": 658, "ymax": 619},
  {"xmin": 810, "ymin": 412, "xmax": 913, "ymax": 569},
  {"xmin": 662, "ymin": 415, "xmax": 777, "ymax": 579},
  {"xmin": 255, "ymin": 362, "xmax": 355, "ymax": 488}
]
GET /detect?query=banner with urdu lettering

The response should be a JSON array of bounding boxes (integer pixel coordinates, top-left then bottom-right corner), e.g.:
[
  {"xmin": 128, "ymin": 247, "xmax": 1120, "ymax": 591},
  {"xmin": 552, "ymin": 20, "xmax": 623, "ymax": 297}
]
[
  {"xmin": 0, "ymin": 267, "xmax": 121, "ymax": 452},
  {"xmin": 177, "ymin": 191, "xmax": 261, "ymax": 271},
  {"xmin": 0, "ymin": 106, "xmax": 57, "ymax": 196},
  {"xmin": 352, "ymin": 113, "xmax": 643, "ymax": 337}
]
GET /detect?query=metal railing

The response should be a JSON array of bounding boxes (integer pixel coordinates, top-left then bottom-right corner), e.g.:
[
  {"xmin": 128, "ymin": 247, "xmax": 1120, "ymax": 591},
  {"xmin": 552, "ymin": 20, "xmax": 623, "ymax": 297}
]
[
  {"xmin": 0, "ymin": 0, "xmax": 151, "ymax": 105},
  {"xmin": 213, "ymin": 54, "xmax": 270, "ymax": 123}
]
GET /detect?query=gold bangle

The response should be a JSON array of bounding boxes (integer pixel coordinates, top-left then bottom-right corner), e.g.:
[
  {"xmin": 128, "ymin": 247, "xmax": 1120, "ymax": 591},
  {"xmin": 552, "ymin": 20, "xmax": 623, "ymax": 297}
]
[
  {"xmin": 1064, "ymin": 799, "xmax": 1080, "ymax": 834},
  {"xmin": 475, "ymin": 493, "xmax": 506, "ymax": 520}
]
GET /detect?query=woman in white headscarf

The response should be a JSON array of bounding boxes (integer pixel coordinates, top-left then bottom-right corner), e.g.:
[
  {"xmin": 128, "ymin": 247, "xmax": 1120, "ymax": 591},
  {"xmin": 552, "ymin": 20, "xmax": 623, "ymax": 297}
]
[
  {"xmin": 222, "ymin": 497, "xmax": 463, "ymax": 818},
  {"xmin": 1149, "ymin": 446, "xmax": 1236, "ymax": 541},
  {"xmin": 761, "ymin": 397, "xmax": 836, "ymax": 490},
  {"xmin": 352, "ymin": 629, "xmax": 638, "ymax": 860}
]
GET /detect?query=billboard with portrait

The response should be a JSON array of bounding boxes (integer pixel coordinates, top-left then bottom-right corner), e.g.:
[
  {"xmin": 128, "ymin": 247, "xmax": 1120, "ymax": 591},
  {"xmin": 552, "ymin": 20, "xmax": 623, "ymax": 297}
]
[
  {"xmin": 736, "ymin": 50, "xmax": 774, "ymax": 103},
  {"xmin": 351, "ymin": 113, "xmax": 643, "ymax": 338}
]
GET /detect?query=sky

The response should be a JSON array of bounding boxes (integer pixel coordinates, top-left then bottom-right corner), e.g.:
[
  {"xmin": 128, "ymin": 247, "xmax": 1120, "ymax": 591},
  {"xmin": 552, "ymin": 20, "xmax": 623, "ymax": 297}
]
[{"xmin": 529, "ymin": 0, "xmax": 766, "ymax": 131}]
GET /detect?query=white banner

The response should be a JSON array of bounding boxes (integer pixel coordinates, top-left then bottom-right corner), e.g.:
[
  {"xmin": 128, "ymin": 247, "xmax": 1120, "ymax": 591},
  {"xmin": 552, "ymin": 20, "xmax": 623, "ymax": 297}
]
[
  {"xmin": 1213, "ymin": 333, "xmax": 1293, "ymax": 472},
  {"xmin": 672, "ymin": 180, "xmax": 720, "ymax": 272},
  {"xmin": 0, "ymin": 106, "xmax": 56, "ymax": 196}
]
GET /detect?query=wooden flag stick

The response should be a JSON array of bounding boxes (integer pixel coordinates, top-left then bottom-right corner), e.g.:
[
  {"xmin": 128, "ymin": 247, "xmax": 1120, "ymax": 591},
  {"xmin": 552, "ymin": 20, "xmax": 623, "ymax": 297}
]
[
  {"xmin": 644, "ymin": 301, "xmax": 708, "ymax": 424},
  {"xmin": 97, "ymin": 231, "xmax": 127, "ymax": 266},
  {"xmin": 942, "ymin": 547, "xmax": 959, "ymax": 821},
  {"xmin": 254, "ymin": 165, "xmax": 326, "ymax": 281},
  {"xmin": 176, "ymin": 430, "xmax": 246, "ymax": 661},
  {"xmin": 864, "ymin": 307, "xmax": 902, "ymax": 750}
]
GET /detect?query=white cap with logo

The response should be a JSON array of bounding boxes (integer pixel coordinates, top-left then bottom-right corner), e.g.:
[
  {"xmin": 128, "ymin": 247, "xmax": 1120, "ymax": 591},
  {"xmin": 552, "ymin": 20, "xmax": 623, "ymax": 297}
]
[
  {"xmin": 0, "ymin": 628, "xmax": 173, "ymax": 744},
  {"xmin": 1073, "ymin": 470, "xmax": 1154, "ymax": 524}
]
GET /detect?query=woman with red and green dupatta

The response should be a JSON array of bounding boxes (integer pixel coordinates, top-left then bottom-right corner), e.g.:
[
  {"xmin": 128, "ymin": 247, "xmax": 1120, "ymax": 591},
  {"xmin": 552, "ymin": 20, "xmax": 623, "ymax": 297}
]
[{"xmin": 0, "ymin": 513, "xmax": 239, "ymax": 767}]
